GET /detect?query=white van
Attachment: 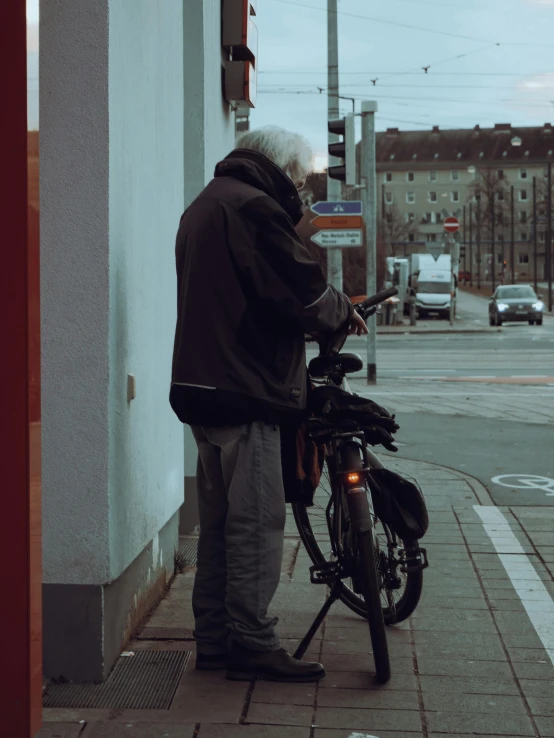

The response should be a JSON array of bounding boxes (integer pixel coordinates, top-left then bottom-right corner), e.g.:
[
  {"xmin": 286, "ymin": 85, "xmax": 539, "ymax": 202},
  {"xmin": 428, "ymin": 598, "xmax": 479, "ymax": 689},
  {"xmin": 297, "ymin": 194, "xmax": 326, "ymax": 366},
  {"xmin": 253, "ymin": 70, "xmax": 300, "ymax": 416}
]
[{"xmin": 414, "ymin": 269, "xmax": 452, "ymax": 319}]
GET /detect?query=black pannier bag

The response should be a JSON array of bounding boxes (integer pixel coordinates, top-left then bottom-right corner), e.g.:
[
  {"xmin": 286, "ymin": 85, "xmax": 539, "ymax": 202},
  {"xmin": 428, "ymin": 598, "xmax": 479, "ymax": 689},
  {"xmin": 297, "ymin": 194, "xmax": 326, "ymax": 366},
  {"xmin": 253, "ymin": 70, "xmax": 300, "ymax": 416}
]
[{"xmin": 368, "ymin": 468, "xmax": 429, "ymax": 541}]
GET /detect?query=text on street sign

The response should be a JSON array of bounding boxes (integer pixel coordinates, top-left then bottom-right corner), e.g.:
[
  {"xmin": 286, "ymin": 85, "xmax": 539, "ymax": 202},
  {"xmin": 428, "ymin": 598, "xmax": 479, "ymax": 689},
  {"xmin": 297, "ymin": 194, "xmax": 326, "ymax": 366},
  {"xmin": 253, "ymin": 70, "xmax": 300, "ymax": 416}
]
[
  {"xmin": 311, "ymin": 215, "xmax": 363, "ymax": 230},
  {"xmin": 311, "ymin": 229, "xmax": 363, "ymax": 248}
]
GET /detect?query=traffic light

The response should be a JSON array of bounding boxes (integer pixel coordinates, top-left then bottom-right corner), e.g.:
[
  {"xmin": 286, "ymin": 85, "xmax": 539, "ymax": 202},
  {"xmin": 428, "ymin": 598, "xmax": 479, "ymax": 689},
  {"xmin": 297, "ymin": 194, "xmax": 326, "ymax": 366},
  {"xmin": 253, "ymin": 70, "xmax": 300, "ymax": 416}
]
[{"xmin": 328, "ymin": 113, "xmax": 356, "ymax": 185}]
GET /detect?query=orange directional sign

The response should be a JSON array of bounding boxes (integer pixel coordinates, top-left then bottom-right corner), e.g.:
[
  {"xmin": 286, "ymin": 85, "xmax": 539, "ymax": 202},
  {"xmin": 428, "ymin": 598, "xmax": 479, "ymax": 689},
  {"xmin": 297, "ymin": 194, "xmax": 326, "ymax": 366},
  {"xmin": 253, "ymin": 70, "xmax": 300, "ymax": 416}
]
[{"xmin": 311, "ymin": 215, "xmax": 363, "ymax": 230}]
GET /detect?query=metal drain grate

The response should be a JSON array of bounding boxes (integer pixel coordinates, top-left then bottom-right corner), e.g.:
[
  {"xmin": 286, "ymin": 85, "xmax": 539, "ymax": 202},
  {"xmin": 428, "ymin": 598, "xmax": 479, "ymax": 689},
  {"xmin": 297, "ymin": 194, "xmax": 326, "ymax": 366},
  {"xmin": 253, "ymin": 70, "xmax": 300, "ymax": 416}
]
[
  {"xmin": 43, "ymin": 650, "xmax": 190, "ymax": 710},
  {"xmin": 178, "ymin": 535, "xmax": 198, "ymax": 567}
]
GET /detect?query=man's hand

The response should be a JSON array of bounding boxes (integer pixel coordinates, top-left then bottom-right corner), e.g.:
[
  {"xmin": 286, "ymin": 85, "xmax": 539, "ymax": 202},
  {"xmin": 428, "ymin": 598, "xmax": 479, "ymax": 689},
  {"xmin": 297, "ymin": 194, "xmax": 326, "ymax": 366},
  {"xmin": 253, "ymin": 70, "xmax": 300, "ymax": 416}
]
[{"xmin": 348, "ymin": 310, "xmax": 368, "ymax": 336}]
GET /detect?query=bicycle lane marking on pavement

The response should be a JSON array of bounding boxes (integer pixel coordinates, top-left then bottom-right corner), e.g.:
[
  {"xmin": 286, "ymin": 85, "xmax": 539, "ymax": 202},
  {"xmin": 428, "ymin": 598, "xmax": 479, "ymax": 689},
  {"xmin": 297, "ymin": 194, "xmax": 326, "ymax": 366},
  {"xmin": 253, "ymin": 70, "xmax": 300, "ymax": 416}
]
[
  {"xmin": 474, "ymin": 505, "xmax": 554, "ymax": 665},
  {"xmin": 492, "ymin": 474, "xmax": 554, "ymax": 497}
]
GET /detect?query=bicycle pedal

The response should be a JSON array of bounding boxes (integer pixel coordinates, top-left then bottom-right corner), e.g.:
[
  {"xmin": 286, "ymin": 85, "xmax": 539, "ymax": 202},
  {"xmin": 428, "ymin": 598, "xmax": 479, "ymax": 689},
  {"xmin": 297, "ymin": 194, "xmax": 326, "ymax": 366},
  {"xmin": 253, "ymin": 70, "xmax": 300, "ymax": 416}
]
[
  {"xmin": 400, "ymin": 546, "xmax": 429, "ymax": 573},
  {"xmin": 309, "ymin": 561, "xmax": 341, "ymax": 584}
]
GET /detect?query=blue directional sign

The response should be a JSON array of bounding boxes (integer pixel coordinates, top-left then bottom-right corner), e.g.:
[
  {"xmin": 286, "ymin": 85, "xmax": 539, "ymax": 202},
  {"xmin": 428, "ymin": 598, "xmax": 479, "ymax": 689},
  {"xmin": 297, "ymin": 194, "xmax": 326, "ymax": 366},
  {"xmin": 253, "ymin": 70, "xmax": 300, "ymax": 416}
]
[{"xmin": 311, "ymin": 200, "xmax": 363, "ymax": 216}]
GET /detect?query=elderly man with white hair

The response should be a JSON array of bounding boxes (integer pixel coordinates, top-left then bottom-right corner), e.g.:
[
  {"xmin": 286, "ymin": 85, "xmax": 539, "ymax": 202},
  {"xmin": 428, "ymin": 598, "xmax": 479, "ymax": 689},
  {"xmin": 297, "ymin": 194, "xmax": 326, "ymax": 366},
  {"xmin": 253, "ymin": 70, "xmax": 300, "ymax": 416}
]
[{"xmin": 170, "ymin": 126, "xmax": 367, "ymax": 682}]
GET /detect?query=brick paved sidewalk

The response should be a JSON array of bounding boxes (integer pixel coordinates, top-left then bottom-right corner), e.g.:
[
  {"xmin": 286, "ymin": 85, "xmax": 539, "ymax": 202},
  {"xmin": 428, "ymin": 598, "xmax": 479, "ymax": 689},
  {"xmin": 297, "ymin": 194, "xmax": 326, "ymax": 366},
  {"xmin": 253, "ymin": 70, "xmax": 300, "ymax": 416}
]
[{"xmin": 41, "ymin": 458, "xmax": 554, "ymax": 738}]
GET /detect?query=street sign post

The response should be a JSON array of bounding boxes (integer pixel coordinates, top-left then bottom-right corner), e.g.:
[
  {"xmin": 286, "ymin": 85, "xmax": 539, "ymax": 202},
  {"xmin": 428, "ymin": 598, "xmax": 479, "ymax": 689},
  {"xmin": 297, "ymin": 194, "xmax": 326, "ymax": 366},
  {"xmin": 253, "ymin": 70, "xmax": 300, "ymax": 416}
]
[
  {"xmin": 311, "ymin": 215, "xmax": 363, "ymax": 230},
  {"xmin": 311, "ymin": 200, "xmax": 363, "ymax": 216},
  {"xmin": 311, "ymin": 230, "xmax": 363, "ymax": 248},
  {"xmin": 444, "ymin": 216, "xmax": 460, "ymax": 234}
]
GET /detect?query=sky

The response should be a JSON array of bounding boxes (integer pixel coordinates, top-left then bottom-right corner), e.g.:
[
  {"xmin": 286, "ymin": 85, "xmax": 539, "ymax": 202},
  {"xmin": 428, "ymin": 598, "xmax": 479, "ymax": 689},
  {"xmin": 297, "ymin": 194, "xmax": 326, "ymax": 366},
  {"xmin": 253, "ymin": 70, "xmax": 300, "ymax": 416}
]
[
  {"xmin": 25, "ymin": 0, "xmax": 554, "ymax": 154},
  {"xmin": 249, "ymin": 0, "xmax": 554, "ymax": 169}
]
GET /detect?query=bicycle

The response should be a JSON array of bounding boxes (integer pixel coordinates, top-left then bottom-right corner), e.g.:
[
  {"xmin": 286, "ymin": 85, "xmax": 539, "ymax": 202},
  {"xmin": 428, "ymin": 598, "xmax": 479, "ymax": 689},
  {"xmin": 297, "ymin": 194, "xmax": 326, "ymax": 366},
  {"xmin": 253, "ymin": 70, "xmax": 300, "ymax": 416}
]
[{"xmin": 292, "ymin": 287, "xmax": 429, "ymax": 684}]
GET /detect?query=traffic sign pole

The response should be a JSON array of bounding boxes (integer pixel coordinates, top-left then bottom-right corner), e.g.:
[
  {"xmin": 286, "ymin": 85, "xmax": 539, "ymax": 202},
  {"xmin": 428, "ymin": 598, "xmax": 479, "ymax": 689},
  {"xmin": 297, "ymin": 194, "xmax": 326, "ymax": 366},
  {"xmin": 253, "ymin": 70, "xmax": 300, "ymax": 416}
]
[
  {"xmin": 443, "ymin": 218, "xmax": 460, "ymax": 327},
  {"xmin": 327, "ymin": 0, "xmax": 342, "ymax": 291},
  {"xmin": 361, "ymin": 100, "xmax": 378, "ymax": 385}
]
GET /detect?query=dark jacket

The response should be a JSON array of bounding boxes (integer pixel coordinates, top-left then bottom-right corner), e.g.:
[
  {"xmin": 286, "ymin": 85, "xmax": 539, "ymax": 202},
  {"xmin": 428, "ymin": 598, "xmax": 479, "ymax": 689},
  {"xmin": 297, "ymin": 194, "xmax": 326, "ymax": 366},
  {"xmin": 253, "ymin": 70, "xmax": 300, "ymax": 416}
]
[{"xmin": 169, "ymin": 149, "xmax": 353, "ymax": 427}]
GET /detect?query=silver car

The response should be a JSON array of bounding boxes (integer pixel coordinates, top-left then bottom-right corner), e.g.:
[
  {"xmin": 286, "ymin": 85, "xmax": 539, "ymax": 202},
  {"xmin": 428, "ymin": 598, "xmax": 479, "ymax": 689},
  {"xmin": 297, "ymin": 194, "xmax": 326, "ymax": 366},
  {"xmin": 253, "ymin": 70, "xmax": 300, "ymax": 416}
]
[{"xmin": 489, "ymin": 284, "xmax": 544, "ymax": 326}]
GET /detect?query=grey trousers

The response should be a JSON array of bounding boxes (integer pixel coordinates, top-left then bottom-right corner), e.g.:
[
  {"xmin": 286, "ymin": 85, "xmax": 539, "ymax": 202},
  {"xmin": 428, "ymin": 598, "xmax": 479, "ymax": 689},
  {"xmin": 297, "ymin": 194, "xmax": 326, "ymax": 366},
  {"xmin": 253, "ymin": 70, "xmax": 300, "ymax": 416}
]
[{"xmin": 190, "ymin": 422, "xmax": 286, "ymax": 653}]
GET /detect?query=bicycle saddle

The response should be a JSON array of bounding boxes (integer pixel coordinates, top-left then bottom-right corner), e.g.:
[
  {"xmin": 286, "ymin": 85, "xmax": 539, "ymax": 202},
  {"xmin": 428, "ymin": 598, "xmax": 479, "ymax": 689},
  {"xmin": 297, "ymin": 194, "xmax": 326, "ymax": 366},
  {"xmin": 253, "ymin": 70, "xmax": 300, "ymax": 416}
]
[{"xmin": 308, "ymin": 352, "xmax": 363, "ymax": 377}]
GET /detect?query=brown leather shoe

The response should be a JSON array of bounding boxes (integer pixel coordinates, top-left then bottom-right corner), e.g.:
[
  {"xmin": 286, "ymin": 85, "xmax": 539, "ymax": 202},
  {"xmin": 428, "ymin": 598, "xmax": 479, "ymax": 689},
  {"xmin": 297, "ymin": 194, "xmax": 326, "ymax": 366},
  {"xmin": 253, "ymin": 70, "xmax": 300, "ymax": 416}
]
[
  {"xmin": 227, "ymin": 643, "xmax": 325, "ymax": 682},
  {"xmin": 196, "ymin": 653, "xmax": 227, "ymax": 671}
]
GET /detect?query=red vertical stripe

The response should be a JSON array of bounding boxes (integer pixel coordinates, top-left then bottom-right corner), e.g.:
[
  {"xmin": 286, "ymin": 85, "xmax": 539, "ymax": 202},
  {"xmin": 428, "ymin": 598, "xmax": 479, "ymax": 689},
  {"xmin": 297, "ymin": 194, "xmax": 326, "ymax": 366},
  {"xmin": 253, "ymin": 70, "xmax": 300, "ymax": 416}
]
[{"xmin": 0, "ymin": 2, "xmax": 42, "ymax": 736}]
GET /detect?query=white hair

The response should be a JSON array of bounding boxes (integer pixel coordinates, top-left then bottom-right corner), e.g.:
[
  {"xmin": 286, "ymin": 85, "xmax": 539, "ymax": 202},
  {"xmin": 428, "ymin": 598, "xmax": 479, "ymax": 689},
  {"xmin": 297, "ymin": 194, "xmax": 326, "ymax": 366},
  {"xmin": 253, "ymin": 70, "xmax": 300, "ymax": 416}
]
[{"xmin": 235, "ymin": 125, "xmax": 314, "ymax": 185}]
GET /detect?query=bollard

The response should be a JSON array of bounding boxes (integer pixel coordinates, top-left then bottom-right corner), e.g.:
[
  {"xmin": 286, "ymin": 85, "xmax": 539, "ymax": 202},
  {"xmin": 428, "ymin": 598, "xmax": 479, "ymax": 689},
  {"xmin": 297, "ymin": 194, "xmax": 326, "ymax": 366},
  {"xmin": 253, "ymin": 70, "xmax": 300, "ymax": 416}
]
[{"xmin": 408, "ymin": 290, "xmax": 417, "ymax": 326}]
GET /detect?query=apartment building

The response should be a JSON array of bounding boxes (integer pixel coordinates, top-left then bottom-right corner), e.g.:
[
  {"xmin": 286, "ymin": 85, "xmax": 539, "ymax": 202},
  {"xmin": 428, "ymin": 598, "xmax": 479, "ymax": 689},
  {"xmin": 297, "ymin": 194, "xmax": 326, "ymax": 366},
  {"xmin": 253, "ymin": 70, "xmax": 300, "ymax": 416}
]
[{"xmin": 376, "ymin": 123, "xmax": 553, "ymax": 279}]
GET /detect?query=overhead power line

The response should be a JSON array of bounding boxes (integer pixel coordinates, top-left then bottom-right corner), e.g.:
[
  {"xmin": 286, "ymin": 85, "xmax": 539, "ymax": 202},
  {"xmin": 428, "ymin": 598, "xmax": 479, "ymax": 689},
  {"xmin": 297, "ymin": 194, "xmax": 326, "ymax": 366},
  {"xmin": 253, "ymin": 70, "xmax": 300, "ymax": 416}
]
[
  {"xmin": 257, "ymin": 89, "xmax": 554, "ymax": 109},
  {"xmin": 259, "ymin": 71, "xmax": 552, "ymax": 77},
  {"xmin": 267, "ymin": 0, "xmax": 554, "ymax": 47},
  {"xmin": 268, "ymin": 0, "xmax": 490, "ymax": 42},
  {"xmin": 260, "ymin": 83, "xmax": 521, "ymax": 90}
]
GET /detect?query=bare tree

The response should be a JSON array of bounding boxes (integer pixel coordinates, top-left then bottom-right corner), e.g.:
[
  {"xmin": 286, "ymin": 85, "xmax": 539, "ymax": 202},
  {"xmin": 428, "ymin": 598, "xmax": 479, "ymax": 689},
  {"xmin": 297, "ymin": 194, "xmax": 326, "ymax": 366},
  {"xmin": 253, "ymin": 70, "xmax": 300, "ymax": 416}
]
[
  {"xmin": 466, "ymin": 168, "xmax": 510, "ymax": 240},
  {"xmin": 379, "ymin": 203, "xmax": 419, "ymax": 257}
]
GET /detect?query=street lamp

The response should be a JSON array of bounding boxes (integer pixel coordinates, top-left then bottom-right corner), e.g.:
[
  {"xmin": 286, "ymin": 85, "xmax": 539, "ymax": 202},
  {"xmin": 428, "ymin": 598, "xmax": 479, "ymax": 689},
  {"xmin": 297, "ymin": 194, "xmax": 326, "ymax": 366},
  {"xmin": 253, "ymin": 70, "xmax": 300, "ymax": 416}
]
[
  {"xmin": 511, "ymin": 135, "xmax": 552, "ymax": 310},
  {"xmin": 468, "ymin": 166, "xmax": 481, "ymax": 288}
]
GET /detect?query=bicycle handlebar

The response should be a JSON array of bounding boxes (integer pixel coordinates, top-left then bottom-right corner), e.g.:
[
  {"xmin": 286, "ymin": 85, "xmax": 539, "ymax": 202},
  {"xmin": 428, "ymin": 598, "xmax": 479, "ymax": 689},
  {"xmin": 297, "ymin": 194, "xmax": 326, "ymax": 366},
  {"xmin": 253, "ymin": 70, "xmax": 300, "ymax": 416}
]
[{"xmin": 356, "ymin": 287, "xmax": 398, "ymax": 311}]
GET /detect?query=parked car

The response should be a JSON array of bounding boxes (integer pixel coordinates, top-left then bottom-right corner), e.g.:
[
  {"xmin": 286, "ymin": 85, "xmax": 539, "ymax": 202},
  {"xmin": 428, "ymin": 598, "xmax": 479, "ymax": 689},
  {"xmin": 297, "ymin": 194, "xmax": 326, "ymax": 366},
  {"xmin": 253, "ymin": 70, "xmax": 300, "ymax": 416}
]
[{"xmin": 488, "ymin": 284, "xmax": 544, "ymax": 326}]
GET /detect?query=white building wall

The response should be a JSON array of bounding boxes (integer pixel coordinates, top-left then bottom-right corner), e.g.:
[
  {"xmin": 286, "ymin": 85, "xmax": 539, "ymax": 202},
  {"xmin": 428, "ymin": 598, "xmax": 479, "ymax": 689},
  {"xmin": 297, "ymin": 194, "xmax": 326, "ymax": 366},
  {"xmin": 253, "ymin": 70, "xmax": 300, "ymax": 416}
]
[
  {"xmin": 41, "ymin": 0, "xmax": 234, "ymax": 587},
  {"xmin": 41, "ymin": 0, "xmax": 111, "ymax": 585},
  {"xmin": 107, "ymin": 0, "xmax": 186, "ymax": 579}
]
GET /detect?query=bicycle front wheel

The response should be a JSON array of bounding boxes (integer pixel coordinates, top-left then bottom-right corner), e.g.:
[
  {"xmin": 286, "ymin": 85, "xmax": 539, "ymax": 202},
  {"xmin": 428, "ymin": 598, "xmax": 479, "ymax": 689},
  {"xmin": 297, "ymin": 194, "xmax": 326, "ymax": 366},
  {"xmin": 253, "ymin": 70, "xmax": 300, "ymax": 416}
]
[
  {"xmin": 355, "ymin": 528, "xmax": 391, "ymax": 684},
  {"xmin": 344, "ymin": 481, "xmax": 391, "ymax": 684},
  {"xmin": 292, "ymin": 457, "xmax": 423, "ymax": 624}
]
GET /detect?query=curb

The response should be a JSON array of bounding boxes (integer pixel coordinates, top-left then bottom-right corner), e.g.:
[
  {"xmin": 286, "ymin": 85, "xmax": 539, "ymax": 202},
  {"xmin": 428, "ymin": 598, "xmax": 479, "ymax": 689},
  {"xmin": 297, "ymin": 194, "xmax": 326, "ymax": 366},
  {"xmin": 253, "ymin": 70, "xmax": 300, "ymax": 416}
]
[
  {"xmin": 385, "ymin": 455, "xmax": 495, "ymax": 507},
  {"xmin": 377, "ymin": 328, "xmax": 502, "ymax": 335}
]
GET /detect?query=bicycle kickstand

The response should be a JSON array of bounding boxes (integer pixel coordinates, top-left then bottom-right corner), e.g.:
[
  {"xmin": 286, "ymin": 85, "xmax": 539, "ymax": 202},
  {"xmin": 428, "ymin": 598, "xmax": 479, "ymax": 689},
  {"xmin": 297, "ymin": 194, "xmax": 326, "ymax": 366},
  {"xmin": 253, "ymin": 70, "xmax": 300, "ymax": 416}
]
[{"xmin": 293, "ymin": 578, "xmax": 343, "ymax": 660}]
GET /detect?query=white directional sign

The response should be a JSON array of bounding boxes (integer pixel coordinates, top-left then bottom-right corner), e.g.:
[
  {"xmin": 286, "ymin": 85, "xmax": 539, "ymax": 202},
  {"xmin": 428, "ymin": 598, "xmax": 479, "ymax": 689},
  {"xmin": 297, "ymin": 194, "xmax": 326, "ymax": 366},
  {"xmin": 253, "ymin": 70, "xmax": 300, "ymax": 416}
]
[{"xmin": 311, "ymin": 229, "xmax": 363, "ymax": 248}]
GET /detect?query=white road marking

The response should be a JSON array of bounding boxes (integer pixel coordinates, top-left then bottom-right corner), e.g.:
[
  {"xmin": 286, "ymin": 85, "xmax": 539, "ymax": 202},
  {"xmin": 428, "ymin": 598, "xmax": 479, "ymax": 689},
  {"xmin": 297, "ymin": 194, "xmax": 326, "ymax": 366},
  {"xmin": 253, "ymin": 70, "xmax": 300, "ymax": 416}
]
[
  {"xmin": 491, "ymin": 474, "xmax": 554, "ymax": 496},
  {"xmin": 511, "ymin": 375, "xmax": 549, "ymax": 378},
  {"xmin": 474, "ymin": 506, "xmax": 554, "ymax": 666}
]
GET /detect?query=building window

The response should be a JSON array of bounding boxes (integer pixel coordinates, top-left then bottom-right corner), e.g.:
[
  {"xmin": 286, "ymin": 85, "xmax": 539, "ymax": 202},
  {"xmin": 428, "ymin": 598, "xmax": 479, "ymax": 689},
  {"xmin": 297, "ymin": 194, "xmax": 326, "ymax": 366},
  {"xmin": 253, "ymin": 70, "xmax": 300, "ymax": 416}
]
[
  {"xmin": 519, "ymin": 253, "xmax": 529, "ymax": 264},
  {"xmin": 497, "ymin": 169, "xmax": 504, "ymax": 179},
  {"xmin": 385, "ymin": 192, "xmax": 393, "ymax": 205},
  {"xmin": 435, "ymin": 212, "xmax": 443, "ymax": 224},
  {"xmin": 405, "ymin": 212, "xmax": 415, "ymax": 223},
  {"xmin": 426, "ymin": 233, "xmax": 437, "ymax": 242},
  {"xmin": 497, "ymin": 190, "xmax": 504, "ymax": 201},
  {"xmin": 539, "ymin": 232, "xmax": 546, "ymax": 243},
  {"xmin": 406, "ymin": 172, "xmax": 415, "ymax": 182},
  {"xmin": 451, "ymin": 191, "xmax": 460, "ymax": 203},
  {"xmin": 408, "ymin": 233, "xmax": 415, "ymax": 242},
  {"xmin": 429, "ymin": 191, "xmax": 437, "ymax": 202},
  {"xmin": 406, "ymin": 192, "xmax": 415, "ymax": 204},
  {"xmin": 519, "ymin": 189, "xmax": 528, "ymax": 202},
  {"xmin": 497, "ymin": 253, "xmax": 504, "ymax": 264},
  {"xmin": 519, "ymin": 168, "xmax": 527, "ymax": 180},
  {"xmin": 520, "ymin": 232, "xmax": 528, "ymax": 241},
  {"xmin": 520, "ymin": 211, "xmax": 528, "ymax": 224},
  {"xmin": 451, "ymin": 170, "xmax": 460, "ymax": 181},
  {"xmin": 385, "ymin": 172, "xmax": 392, "ymax": 182},
  {"xmin": 429, "ymin": 170, "xmax": 437, "ymax": 182}
]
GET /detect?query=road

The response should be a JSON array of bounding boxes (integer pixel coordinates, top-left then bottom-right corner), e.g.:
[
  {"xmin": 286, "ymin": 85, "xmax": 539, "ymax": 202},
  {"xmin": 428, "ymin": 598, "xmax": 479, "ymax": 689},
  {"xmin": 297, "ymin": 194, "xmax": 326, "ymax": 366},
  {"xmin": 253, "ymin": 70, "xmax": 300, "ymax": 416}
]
[
  {"xmin": 346, "ymin": 290, "xmax": 554, "ymax": 381},
  {"xmin": 307, "ymin": 290, "xmax": 554, "ymax": 506}
]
